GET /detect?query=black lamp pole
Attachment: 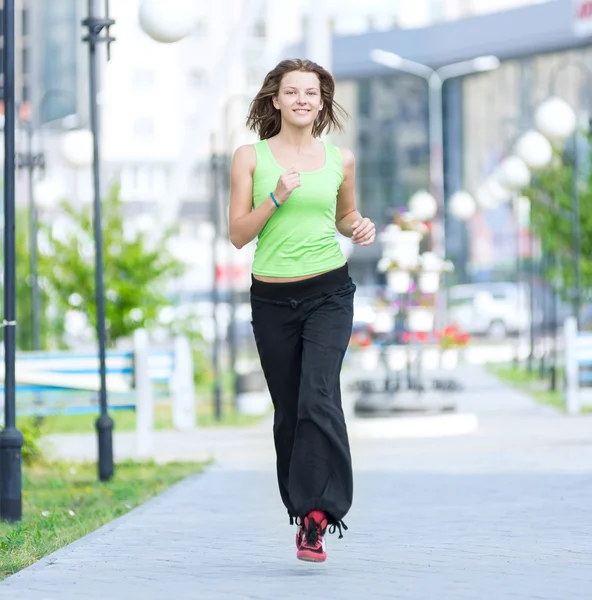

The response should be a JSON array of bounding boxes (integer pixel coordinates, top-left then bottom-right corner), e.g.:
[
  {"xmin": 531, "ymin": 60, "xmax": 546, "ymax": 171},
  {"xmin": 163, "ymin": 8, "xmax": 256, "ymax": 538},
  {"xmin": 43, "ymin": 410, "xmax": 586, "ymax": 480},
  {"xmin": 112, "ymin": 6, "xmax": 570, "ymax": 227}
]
[
  {"xmin": 0, "ymin": 0, "xmax": 24, "ymax": 522},
  {"xmin": 82, "ymin": 0, "xmax": 115, "ymax": 481},
  {"xmin": 571, "ymin": 133, "xmax": 582, "ymax": 329}
]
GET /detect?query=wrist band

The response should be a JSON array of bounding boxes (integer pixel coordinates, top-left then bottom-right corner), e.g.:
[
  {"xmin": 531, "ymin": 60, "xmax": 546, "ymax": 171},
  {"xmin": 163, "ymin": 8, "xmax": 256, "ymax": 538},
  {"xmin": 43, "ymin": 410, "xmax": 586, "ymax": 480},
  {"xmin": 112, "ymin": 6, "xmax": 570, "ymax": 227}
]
[{"xmin": 270, "ymin": 192, "xmax": 280, "ymax": 208}]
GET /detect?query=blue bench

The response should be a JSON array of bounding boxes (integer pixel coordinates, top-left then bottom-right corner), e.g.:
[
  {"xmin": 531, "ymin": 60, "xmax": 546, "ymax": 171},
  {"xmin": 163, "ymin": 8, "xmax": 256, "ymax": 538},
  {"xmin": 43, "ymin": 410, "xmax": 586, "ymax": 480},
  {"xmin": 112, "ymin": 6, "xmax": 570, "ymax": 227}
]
[{"xmin": 4, "ymin": 349, "xmax": 175, "ymax": 418}]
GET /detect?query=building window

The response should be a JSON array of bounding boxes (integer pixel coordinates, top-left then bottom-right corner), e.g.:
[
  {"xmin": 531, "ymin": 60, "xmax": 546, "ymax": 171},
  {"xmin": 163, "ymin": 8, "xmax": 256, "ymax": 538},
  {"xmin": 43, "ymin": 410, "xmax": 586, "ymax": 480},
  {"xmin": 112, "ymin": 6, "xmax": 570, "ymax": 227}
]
[
  {"xmin": 22, "ymin": 8, "xmax": 29, "ymax": 36},
  {"xmin": 22, "ymin": 47, "xmax": 29, "ymax": 75}
]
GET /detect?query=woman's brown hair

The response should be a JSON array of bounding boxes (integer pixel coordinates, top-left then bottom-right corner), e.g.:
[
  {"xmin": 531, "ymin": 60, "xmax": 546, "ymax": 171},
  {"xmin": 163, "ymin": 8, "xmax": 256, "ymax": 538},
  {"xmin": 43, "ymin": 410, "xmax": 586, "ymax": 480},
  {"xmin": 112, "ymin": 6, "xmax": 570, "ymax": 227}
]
[{"xmin": 246, "ymin": 58, "xmax": 349, "ymax": 140}]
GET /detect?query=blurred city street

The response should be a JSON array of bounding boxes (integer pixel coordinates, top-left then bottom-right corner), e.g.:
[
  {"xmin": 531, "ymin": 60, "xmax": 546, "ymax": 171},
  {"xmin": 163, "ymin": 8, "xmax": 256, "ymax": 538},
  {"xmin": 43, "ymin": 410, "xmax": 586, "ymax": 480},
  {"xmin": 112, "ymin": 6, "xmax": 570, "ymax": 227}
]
[
  {"xmin": 2, "ymin": 0, "xmax": 592, "ymax": 595},
  {"xmin": 3, "ymin": 364, "xmax": 592, "ymax": 599}
]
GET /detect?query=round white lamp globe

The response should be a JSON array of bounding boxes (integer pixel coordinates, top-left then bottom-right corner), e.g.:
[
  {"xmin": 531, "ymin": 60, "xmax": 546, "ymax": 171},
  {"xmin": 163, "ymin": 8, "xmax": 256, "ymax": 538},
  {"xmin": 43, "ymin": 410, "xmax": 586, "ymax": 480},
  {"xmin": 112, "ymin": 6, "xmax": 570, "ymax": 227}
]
[
  {"xmin": 448, "ymin": 191, "xmax": 476, "ymax": 221},
  {"xmin": 138, "ymin": 0, "xmax": 199, "ymax": 43},
  {"xmin": 534, "ymin": 97, "xmax": 577, "ymax": 142},
  {"xmin": 409, "ymin": 190, "xmax": 438, "ymax": 221},
  {"xmin": 496, "ymin": 155, "xmax": 531, "ymax": 191},
  {"xmin": 514, "ymin": 130, "xmax": 553, "ymax": 171},
  {"xmin": 476, "ymin": 182, "xmax": 501, "ymax": 210},
  {"xmin": 61, "ymin": 129, "xmax": 94, "ymax": 168}
]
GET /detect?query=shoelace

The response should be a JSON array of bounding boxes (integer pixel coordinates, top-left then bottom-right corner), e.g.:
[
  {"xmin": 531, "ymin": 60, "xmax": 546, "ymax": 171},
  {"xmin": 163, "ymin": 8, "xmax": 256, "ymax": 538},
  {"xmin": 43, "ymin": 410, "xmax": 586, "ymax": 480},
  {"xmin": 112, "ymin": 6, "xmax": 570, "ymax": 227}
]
[
  {"xmin": 290, "ymin": 515, "xmax": 348, "ymax": 539},
  {"xmin": 328, "ymin": 520, "xmax": 348, "ymax": 539}
]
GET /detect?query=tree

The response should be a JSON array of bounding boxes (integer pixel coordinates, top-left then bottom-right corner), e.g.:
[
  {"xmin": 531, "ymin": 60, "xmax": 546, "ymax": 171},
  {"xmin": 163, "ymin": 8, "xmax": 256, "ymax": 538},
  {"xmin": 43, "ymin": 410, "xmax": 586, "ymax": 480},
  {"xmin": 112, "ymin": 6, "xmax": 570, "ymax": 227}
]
[
  {"xmin": 524, "ymin": 135, "xmax": 592, "ymax": 301},
  {"xmin": 39, "ymin": 184, "xmax": 186, "ymax": 347},
  {"xmin": 0, "ymin": 206, "xmax": 64, "ymax": 351}
]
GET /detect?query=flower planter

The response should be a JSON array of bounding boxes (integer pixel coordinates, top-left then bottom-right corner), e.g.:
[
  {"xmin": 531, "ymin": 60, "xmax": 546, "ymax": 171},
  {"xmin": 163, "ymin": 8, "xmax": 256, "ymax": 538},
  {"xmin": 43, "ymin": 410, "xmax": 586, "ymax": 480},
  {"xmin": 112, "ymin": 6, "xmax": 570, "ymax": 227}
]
[
  {"xmin": 418, "ymin": 272, "xmax": 440, "ymax": 294},
  {"xmin": 440, "ymin": 348, "xmax": 459, "ymax": 370},
  {"xmin": 386, "ymin": 270, "xmax": 411, "ymax": 293},
  {"xmin": 380, "ymin": 228, "xmax": 422, "ymax": 269},
  {"xmin": 407, "ymin": 307, "xmax": 434, "ymax": 333}
]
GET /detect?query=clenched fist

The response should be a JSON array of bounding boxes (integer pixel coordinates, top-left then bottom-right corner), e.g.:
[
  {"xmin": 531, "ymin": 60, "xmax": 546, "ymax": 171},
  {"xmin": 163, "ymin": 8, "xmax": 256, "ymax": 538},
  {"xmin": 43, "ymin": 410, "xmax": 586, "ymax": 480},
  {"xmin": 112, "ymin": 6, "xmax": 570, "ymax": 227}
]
[
  {"xmin": 352, "ymin": 217, "xmax": 376, "ymax": 246},
  {"xmin": 273, "ymin": 168, "xmax": 301, "ymax": 204}
]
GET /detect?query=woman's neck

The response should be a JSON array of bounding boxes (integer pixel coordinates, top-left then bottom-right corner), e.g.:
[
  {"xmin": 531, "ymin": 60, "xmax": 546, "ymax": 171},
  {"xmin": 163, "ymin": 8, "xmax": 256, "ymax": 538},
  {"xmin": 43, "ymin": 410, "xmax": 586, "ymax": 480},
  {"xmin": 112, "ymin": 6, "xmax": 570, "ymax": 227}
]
[{"xmin": 274, "ymin": 124, "xmax": 316, "ymax": 151}]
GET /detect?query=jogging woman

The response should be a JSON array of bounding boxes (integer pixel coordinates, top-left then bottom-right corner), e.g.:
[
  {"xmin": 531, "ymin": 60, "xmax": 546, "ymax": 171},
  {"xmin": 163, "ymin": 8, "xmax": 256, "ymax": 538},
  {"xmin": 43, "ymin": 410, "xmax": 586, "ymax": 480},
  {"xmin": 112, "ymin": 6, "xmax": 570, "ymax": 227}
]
[{"xmin": 229, "ymin": 58, "xmax": 376, "ymax": 562}]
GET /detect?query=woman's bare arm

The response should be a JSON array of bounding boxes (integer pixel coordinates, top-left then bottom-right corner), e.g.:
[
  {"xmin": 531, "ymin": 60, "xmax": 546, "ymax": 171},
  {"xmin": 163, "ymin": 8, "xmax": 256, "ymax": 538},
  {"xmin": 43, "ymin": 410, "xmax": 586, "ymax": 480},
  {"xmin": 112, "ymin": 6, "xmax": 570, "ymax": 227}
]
[
  {"xmin": 229, "ymin": 145, "xmax": 277, "ymax": 249},
  {"xmin": 336, "ymin": 148, "xmax": 376, "ymax": 245}
]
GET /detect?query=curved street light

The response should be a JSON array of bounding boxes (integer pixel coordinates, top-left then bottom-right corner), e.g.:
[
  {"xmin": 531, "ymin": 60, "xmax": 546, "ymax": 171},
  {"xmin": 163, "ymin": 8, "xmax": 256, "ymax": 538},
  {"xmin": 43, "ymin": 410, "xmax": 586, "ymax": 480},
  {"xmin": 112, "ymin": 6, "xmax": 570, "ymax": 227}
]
[
  {"xmin": 370, "ymin": 49, "xmax": 500, "ymax": 261},
  {"xmin": 370, "ymin": 49, "xmax": 500, "ymax": 325}
]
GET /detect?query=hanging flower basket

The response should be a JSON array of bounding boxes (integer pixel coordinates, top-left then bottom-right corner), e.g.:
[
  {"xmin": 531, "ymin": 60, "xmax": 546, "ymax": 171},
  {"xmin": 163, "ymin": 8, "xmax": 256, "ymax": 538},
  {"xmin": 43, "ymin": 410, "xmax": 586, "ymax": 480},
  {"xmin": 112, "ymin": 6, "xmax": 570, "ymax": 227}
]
[
  {"xmin": 435, "ymin": 325, "xmax": 470, "ymax": 350},
  {"xmin": 386, "ymin": 270, "xmax": 411, "ymax": 293},
  {"xmin": 418, "ymin": 272, "xmax": 440, "ymax": 294},
  {"xmin": 380, "ymin": 226, "xmax": 422, "ymax": 269}
]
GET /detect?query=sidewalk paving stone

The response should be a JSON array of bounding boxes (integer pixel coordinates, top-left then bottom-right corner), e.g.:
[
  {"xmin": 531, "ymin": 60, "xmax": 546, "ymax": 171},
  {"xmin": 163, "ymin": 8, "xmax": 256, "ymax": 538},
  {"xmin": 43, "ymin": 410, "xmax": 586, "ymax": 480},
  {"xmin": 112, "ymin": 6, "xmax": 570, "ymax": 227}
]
[{"xmin": 2, "ymin": 365, "xmax": 592, "ymax": 599}]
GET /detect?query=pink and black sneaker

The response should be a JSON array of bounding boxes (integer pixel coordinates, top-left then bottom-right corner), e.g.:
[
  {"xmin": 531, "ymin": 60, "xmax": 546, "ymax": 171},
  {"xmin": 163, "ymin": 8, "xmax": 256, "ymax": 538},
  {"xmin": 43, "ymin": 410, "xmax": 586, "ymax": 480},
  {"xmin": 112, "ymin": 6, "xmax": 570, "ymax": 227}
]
[
  {"xmin": 296, "ymin": 523, "xmax": 303, "ymax": 549},
  {"xmin": 296, "ymin": 510, "xmax": 328, "ymax": 562}
]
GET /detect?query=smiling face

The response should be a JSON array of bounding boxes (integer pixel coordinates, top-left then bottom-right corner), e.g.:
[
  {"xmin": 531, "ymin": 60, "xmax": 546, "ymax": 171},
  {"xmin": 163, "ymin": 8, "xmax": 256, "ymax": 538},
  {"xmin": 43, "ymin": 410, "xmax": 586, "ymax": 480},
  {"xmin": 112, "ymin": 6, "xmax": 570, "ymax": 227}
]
[{"xmin": 272, "ymin": 70, "xmax": 324, "ymax": 132}]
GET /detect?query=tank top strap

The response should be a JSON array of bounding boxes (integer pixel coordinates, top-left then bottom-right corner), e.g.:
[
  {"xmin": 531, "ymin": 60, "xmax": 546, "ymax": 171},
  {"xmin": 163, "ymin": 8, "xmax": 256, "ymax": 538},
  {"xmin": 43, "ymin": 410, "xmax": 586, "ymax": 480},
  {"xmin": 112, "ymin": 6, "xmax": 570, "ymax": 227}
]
[
  {"xmin": 323, "ymin": 141, "xmax": 344, "ymax": 184},
  {"xmin": 254, "ymin": 139, "xmax": 277, "ymax": 169}
]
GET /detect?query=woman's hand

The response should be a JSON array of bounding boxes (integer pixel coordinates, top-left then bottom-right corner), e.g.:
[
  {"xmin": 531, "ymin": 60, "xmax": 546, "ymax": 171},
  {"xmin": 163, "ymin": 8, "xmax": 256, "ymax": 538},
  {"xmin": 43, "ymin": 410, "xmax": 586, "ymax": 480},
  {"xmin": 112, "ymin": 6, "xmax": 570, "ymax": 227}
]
[
  {"xmin": 273, "ymin": 168, "xmax": 301, "ymax": 204},
  {"xmin": 351, "ymin": 217, "xmax": 376, "ymax": 246}
]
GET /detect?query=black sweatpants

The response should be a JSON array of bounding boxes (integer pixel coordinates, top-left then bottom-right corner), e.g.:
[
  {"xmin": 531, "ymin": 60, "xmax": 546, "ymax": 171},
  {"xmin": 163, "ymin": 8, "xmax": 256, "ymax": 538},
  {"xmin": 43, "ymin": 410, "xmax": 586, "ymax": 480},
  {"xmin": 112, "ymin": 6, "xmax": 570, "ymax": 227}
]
[{"xmin": 250, "ymin": 263, "xmax": 355, "ymax": 525}]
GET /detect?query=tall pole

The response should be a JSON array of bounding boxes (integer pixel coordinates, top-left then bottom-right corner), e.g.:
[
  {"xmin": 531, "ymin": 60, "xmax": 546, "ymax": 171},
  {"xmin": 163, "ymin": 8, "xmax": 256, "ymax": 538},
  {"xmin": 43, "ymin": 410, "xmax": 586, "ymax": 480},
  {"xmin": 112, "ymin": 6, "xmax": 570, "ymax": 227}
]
[
  {"xmin": 572, "ymin": 134, "xmax": 581, "ymax": 329},
  {"xmin": 527, "ymin": 227, "xmax": 535, "ymax": 373},
  {"xmin": 428, "ymin": 75, "xmax": 447, "ymax": 326},
  {"xmin": 211, "ymin": 154, "xmax": 222, "ymax": 421},
  {"xmin": 513, "ymin": 195, "xmax": 522, "ymax": 368},
  {"xmin": 223, "ymin": 155, "xmax": 239, "ymax": 409},
  {"xmin": 0, "ymin": 0, "xmax": 24, "ymax": 522},
  {"xmin": 82, "ymin": 0, "xmax": 115, "ymax": 481}
]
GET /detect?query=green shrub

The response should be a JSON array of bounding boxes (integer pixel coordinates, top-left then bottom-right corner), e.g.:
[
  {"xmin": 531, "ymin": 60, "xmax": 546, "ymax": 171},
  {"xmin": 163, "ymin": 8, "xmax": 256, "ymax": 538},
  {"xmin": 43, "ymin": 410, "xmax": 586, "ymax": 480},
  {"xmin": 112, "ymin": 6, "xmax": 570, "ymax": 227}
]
[{"xmin": 20, "ymin": 422, "xmax": 44, "ymax": 466}]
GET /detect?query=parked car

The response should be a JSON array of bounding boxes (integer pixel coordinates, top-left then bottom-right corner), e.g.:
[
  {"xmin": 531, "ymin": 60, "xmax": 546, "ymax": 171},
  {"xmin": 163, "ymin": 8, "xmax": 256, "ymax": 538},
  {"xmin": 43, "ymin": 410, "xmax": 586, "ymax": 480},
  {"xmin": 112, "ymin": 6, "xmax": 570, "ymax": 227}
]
[{"xmin": 448, "ymin": 282, "xmax": 530, "ymax": 339}]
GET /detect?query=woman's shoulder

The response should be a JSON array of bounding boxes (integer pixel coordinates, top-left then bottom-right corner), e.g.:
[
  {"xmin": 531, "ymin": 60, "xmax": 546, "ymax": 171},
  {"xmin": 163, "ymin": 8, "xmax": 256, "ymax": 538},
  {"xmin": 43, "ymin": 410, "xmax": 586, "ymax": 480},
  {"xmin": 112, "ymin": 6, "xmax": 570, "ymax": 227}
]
[
  {"xmin": 337, "ymin": 147, "xmax": 355, "ymax": 168},
  {"xmin": 324, "ymin": 142, "xmax": 355, "ymax": 171},
  {"xmin": 232, "ymin": 144, "xmax": 259, "ymax": 172}
]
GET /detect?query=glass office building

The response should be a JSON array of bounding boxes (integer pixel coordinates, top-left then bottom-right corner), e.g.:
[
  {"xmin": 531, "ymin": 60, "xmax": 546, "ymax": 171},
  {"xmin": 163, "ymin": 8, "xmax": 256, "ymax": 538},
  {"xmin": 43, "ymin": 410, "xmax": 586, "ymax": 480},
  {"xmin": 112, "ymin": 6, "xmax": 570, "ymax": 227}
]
[{"xmin": 316, "ymin": 0, "xmax": 592, "ymax": 283}]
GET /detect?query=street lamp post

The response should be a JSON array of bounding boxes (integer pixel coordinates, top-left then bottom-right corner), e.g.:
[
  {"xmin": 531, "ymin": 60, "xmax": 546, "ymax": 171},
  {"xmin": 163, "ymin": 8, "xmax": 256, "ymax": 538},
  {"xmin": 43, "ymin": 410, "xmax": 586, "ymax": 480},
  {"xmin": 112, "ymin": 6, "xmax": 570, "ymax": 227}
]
[
  {"xmin": 221, "ymin": 93, "xmax": 253, "ymax": 409},
  {"xmin": 370, "ymin": 49, "xmax": 500, "ymax": 324},
  {"xmin": 0, "ymin": 0, "xmax": 24, "ymax": 522},
  {"xmin": 534, "ymin": 60, "xmax": 592, "ymax": 329},
  {"xmin": 82, "ymin": 0, "xmax": 116, "ymax": 482}
]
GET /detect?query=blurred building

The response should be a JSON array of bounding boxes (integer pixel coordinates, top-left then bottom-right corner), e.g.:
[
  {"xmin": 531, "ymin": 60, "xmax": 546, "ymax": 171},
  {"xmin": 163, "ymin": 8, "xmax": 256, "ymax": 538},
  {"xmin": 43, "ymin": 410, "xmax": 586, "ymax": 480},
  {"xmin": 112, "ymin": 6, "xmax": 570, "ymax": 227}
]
[
  {"xmin": 12, "ymin": 0, "xmax": 573, "ymax": 301},
  {"xmin": 284, "ymin": 0, "xmax": 592, "ymax": 284},
  {"xmin": 0, "ymin": 0, "xmax": 32, "ymax": 107}
]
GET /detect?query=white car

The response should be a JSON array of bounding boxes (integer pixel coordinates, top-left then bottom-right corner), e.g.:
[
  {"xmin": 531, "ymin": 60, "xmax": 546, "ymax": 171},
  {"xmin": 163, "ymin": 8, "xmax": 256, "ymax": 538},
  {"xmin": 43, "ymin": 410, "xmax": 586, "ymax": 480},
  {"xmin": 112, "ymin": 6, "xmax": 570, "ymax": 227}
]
[{"xmin": 448, "ymin": 283, "xmax": 531, "ymax": 339}]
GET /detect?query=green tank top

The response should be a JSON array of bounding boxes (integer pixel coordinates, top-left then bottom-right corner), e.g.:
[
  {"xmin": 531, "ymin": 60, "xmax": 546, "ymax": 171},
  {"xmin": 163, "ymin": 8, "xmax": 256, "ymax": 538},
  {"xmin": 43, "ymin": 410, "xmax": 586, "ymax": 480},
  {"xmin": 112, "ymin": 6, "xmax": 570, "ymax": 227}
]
[{"xmin": 251, "ymin": 139, "xmax": 347, "ymax": 278}]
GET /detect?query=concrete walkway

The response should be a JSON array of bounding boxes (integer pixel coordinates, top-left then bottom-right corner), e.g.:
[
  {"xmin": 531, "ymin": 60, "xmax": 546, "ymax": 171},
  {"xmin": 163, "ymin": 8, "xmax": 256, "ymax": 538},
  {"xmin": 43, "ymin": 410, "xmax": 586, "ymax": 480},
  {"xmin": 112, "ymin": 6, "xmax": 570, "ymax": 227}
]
[{"xmin": 3, "ymin": 366, "xmax": 592, "ymax": 599}]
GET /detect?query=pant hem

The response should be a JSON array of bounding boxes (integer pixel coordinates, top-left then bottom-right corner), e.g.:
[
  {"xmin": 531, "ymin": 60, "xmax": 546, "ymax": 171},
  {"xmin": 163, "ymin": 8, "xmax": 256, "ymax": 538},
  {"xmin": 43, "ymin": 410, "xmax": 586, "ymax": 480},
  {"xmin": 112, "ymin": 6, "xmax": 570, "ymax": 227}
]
[{"xmin": 293, "ymin": 499, "xmax": 350, "ymax": 525}]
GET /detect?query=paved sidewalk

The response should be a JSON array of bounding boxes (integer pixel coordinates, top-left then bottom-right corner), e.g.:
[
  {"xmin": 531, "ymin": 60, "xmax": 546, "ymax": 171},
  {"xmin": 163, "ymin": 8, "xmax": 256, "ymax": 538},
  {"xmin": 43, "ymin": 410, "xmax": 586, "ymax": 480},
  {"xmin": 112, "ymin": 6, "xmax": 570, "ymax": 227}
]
[{"xmin": 3, "ymin": 366, "xmax": 592, "ymax": 599}]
